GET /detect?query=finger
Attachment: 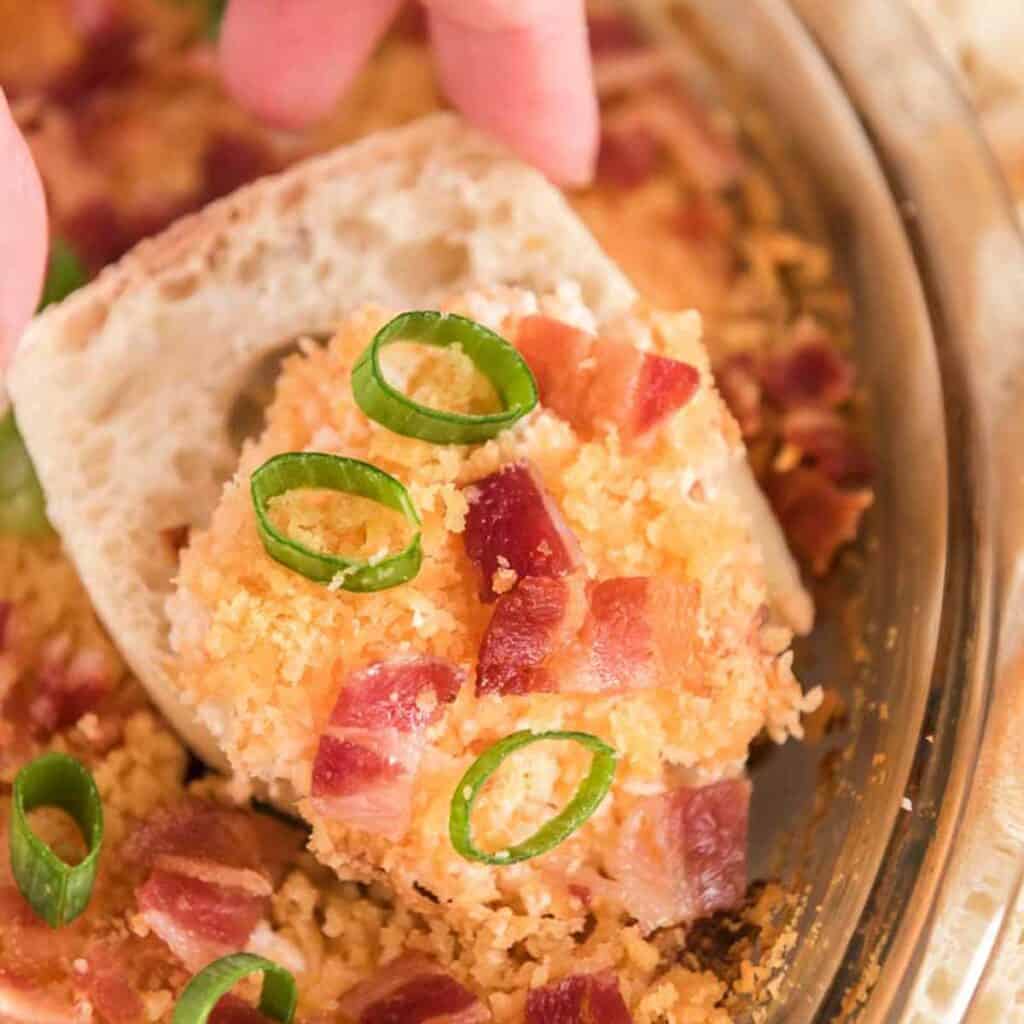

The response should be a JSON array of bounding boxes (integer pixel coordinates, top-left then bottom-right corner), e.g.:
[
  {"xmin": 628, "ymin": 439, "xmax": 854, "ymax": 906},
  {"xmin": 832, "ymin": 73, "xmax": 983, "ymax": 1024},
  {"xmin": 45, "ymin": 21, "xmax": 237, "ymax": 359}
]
[
  {"xmin": 219, "ymin": 0, "xmax": 403, "ymax": 129},
  {"xmin": 0, "ymin": 91, "xmax": 48, "ymax": 373},
  {"xmin": 425, "ymin": 0, "xmax": 598, "ymax": 187}
]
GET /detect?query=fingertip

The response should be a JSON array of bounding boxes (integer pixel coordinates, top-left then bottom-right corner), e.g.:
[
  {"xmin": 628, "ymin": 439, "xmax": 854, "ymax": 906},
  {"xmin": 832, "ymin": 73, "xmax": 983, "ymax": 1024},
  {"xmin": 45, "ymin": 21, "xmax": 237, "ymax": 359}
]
[
  {"xmin": 0, "ymin": 91, "xmax": 48, "ymax": 371},
  {"xmin": 427, "ymin": 1, "xmax": 600, "ymax": 188},
  {"xmin": 220, "ymin": 0, "xmax": 402, "ymax": 130}
]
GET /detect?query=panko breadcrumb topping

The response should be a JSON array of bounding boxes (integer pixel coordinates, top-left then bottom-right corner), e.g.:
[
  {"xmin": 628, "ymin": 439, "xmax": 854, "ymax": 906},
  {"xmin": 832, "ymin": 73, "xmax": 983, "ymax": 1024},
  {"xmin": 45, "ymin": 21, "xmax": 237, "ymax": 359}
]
[{"xmin": 169, "ymin": 288, "xmax": 816, "ymax": 937}]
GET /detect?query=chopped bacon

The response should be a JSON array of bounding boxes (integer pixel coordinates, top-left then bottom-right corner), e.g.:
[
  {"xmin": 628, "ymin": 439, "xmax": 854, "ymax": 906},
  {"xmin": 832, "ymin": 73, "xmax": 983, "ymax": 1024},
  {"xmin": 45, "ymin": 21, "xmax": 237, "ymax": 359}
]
[
  {"xmin": 208, "ymin": 995, "xmax": 276, "ymax": 1024},
  {"xmin": 780, "ymin": 407, "xmax": 873, "ymax": 486},
  {"xmin": 515, "ymin": 317, "xmax": 699, "ymax": 443},
  {"xmin": 69, "ymin": 0, "xmax": 119, "ymax": 37},
  {"xmin": 525, "ymin": 971, "xmax": 633, "ymax": 1024},
  {"xmin": 339, "ymin": 954, "xmax": 489, "ymax": 1024},
  {"xmin": 587, "ymin": 13, "xmax": 644, "ymax": 55},
  {"xmin": 714, "ymin": 353, "xmax": 763, "ymax": 439},
  {"xmin": 606, "ymin": 91, "xmax": 743, "ymax": 192},
  {"xmin": 608, "ymin": 779, "xmax": 750, "ymax": 932},
  {"xmin": 477, "ymin": 575, "xmax": 702, "ymax": 696},
  {"xmin": 760, "ymin": 339, "xmax": 855, "ymax": 411},
  {"xmin": 77, "ymin": 945, "xmax": 144, "ymax": 1024},
  {"xmin": 596, "ymin": 127, "xmax": 661, "ymax": 188},
  {"xmin": 201, "ymin": 133, "xmax": 277, "ymax": 204},
  {"xmin": 766, "ymin": 468, "xmax": 872, "ymax": 575},
  {"xmin": 25, "ymin": 636, "xmax": 115, "ymax": 738},
  {"xmin": 62, "ymin": 198, "xmax": 131, "ymax": 273},
  {"xmin": 47, "ymin": 22, "xmax": 141, "ymax": 107},
  {"xmin": 136, "ymin": 870, "xmax": 266, "ymax": 972},
  {"xmin": 126, "ymin": 802, "xmax": 275, "ymax": 971},
  {"xmin": 0, "ymin": 970, "xmax": 83, "ymax": 1024},
  {"xmin": 0, "ymin": 601, "xmax": 12, "ymax": 651},
  {"xmin": 476, "ymin": 575, "xmax": 588, "ymax": 696},
  {"xmin": 463, "ymin": 462, "xmax": 583, "ymax": 602},
  {"xmin": 311, "ymin": 657, "xmax": 465, "ymax": 839}
]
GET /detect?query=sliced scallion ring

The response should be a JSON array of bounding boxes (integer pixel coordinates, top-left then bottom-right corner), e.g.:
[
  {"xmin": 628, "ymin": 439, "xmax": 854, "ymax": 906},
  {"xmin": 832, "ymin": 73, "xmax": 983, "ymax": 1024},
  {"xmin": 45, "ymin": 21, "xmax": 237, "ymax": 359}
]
[
  {"xmin": 251, "ymin": 452, "xmax": 422, "ymax": 591},
  {"xmin": 173, "ymin": 953, "xmax": 297, "ymax": 1024},
  {"xmin": 0, "ymin": 412, "xmax": 51, "ymax": 536},
  {"xmin": 9, "ymin": 752, "xmax": 103, "ymax": 927},
  {"xmin": 449, "ymin": 730, "xmax": 618, "ymax": 865},
  {"xmin": 351, "ymin": 311, "xmax": 538, "ymax": 444}
]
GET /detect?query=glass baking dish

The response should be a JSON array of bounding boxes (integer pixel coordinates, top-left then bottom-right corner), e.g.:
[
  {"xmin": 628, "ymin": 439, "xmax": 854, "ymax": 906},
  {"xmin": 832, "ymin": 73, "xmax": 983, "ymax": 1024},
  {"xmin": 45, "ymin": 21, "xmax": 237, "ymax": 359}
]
[{"xmin": 626, "ymin": 0, "xmax": 1024, "ymax": 1019}]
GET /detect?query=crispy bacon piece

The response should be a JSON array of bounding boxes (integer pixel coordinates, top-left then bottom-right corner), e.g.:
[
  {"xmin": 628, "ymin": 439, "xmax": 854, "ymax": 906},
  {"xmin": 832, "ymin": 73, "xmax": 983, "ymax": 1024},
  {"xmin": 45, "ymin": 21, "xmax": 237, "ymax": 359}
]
[
  {"xmin": 477, "ymin": 575, "xmax": 702, "ymax": 697},
  {"xmin": 311, "ymin": 657, "xmax": 465, "ymax": 839},
  {"xmin": 760, "ymin": 340, "xmax": 854, "ymax": 411},
  {"xmin": 596, "ymin": 127, "xmax": 661, "ymax": 188},
  {"xmin": 714, "ymin": 353, "xmax": 763, "ymax": 439},
  {"xmin": 77, "ymin": 945, "xmax": 144, "ymax": 1024},
  {"xmin": 0, "ymin": 970, "xmax": 82, "ymax": 1024},
  {"xmin": 208, "ymin": 994, "xmax": 275, "ymax": 1024},
  {"xmin": 201, "ymin": 133, "xmax": 277, "ymax": 204},
  {"xmin": 46, "ymin": 21, "xmax": 140, "ymax": 107},
  {"xmin": 587, "ymin": 13, "xmax": 644, "ymax": 55},
  {"xmin": 608, "ymin": 778, "xmax": 750, "ymax": 932},
  {"xmin": 766, "ymin": 468, "xmax": 873, "ymax": 575},
  {"xmin": 476, "ymin": 575, "xmax": 588, "ymax": 696},
  {"xmin": 780, "ymin": 407, "xmax": 873, "ymax": 486},
  {"xmin": 525, "ymin": 971, "xmax": 633, "ymax": 1024},
  {"xmin": 463, "ymin": 462, "xmax": 583, "ymax": 602},
  {"xmin": 515, "ymin": 317, "xmax": 699, "ymax": 443},
  {"xmin": 26, "ymin": 636, "xmax": 116, "ymax": 737},
  {"xmin": 126, "ymin": 802, "xmax": 274, "ymax": 971},
  {"xmin": 339, "ymin": 954, "xmax": 489, "ymax": 1024}
]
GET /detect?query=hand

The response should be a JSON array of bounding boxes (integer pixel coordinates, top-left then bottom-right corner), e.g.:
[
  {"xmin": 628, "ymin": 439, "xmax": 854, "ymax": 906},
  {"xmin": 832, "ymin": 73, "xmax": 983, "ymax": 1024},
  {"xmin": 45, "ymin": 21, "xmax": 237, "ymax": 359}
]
[
  {"xmin": 0, "ymin": 91, "xmax": 48, "ymax": 373},
  {"xmin": 219, "ymin": 0, "xmax": 599, "ymax": 187}
]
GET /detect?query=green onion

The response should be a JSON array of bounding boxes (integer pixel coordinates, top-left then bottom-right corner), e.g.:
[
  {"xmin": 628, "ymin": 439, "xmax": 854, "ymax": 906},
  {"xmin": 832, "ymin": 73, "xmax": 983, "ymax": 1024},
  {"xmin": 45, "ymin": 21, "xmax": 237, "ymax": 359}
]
[
  {"xmin": 0, "ymin": 412, "xmax": 51, "ymax": 536},
  {"xmin": 351, "ymin": 311, "xmax": 538, "ymax": 444},
  {"xmin": 39, "ymin": 239, "xmax": 88, "ymax": 311},
  {"xmin": 9, "ymin": 753, "xmax": 104, "ymax": 928},
  {"xmin": 250, "ymin": 452, "xmax": 422, "ymax": 591},
  {"xmin": 173, "ymin": 954, "xmax": 297, "ymax": 1024},
  {"xmin": 449, "ymin": 730, "xmax": 618, "ymax": 865}
]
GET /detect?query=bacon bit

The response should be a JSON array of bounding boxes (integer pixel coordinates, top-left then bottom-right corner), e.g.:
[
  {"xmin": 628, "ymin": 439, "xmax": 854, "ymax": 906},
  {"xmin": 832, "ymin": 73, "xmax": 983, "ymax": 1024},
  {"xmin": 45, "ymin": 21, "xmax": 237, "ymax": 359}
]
[
  {"xmin": 161, "ymin": 525, "xmax": 191, "ymax": 557},
  {"xmin": 27, "ymin": 638, "xmax": 115, "ymax": 738},
  {"xmin": 201, "ymin": 133, "xmax": 277, "ymax": 204},
  {"xmin": 209, "ymin": 995, "xmax": 275, "ymax": 1024},
  {"xmin": 136, "ymin": 870, "xmax": 267, "ymax": 972},
  {"xmin": 714, "ymin": 353, "xmax": 763, "ymax": 439},
  {"xmin": 766, "ymin": 468, "xmax": 873, "ymax": 575},
  {"xmin": 546, "ymin": 576, "xmax": 703, "ymax": 694},
  {"xmin": 0, "ymin": 969, "xmax": 83, "ymax": 1024},
  {"xmin": 525, "ymin": 971, "xmax": 633, "ymax": 1024},
  {"xmin": 587, "ymin": 13, "xmax": 644, "ymax": 55},
  {"xmin": 47, "ymin": 21, "xmax": 141, "ymax": 107},
  {"xmin": 606, "ymin": 90, "xmax": 743, "ymax": 192},
  {"xmin": 476, "ymin": 575, "xmax": 588, "ymax": 696},
  {"xmin": 62, "ymin": 198, "xmax": 130, "ymax": 273},
  {"xmin": 596, "ymin": 127, "xmax": 661, "ymax": 188},
  {"xmin": 311, "ymin": 658, "xmax": 465, "ymax": 839},
  {"xmin": 77, "ymin": 945, "xmax": 144, "ymax": 1024},
  {"xmin": 392, "ymin": 2, "xmax": 429, "ymax": 42},
  {"xmin": 608, "ymin": 778, "xmax": 750, "ymax": 932},
  {"xmin": 568, "ymin": 883, "xmax": 592, "ymax": 908},
  {"xmin": 463, "ymin": 462, "xmax": 583, "ymax": 602},
  {"xmin": 477, "ymin": 575, "xmax": 703, "ymax": 696},
  {"xmin": 515, "ymin": 317, "xmax": 699, "ymax": 443},
  {"xmin": 126, "ymin": 802, "xmax": 275, "ymax": 971},
  {"xmin": 69, "ymin": 0, "xmax": 119, "ymax": 38},
  {"xmin": 339, "ymin": 954, "xmax": 489, "ymax": 1024},
  {"xmin": 780, "ymin": 406, "xmax": 873, "ymax": 485},
  {"xmin": 0, "ymin": 602, "xmax": 13, "ymax": 651},
  {"xmin": 760, "ymin": 339, "xmax": 855, "ymax": 410}
]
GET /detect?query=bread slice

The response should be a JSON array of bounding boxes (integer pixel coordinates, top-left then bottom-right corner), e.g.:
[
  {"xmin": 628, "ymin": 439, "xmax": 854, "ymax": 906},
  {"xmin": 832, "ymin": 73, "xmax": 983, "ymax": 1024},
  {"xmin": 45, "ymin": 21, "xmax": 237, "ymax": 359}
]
[{"xmin": 8, "ymin": 112, "xmax": 809, "ymax": 768}]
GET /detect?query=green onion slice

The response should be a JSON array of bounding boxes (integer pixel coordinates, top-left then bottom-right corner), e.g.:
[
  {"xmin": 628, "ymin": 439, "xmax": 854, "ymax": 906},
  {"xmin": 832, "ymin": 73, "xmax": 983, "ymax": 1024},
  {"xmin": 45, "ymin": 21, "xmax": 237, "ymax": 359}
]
[
  {"xmin": 449, "ymin": 730, "xmax": 618, "ymax": 865},
  {"xmin": 250, "ymin": 452, "xmax": 422, "ymax": 591},
  {"xmin": 0, "ymin": 412, "xmax": 51, "ymax": 536},
  {"xmin": 39, "ymin": 239, "xmax": 88, "ymax": 311},
  {"xmin": 351, "ymin": 311, "xmax": 538, "ymax": 444},
  {"xmin": 173, "ymin": 954, "xmax": 297, "ymax": 1024},
  {"xmin": 9, "ymin": 753, "xmax": 104, "ymax": 928}
]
